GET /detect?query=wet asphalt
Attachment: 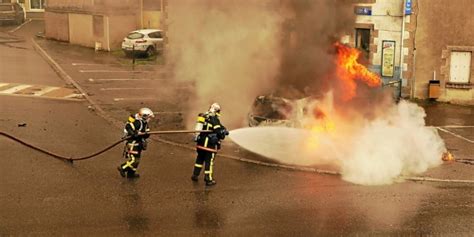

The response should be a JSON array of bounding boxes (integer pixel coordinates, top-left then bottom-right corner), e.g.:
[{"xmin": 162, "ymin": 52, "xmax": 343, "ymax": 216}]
[{"xmin": 0, "ymin": 20, "xmax": 473, "ymax": 236}]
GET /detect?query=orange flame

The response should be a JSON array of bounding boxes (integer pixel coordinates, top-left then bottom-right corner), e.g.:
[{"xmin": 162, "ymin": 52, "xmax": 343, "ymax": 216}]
[
  {"xmin": 335, "ymin": 42, "xmax": 382, "ymax": 101},
  {"xmin": 442, "ymin": 151, "xmax": 454, "ymax": 162}
]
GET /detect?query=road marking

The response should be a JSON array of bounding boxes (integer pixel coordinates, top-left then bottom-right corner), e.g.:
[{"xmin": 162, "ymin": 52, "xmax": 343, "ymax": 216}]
[
  {"xmin": 88, "ymin": 78, "xmax": 160, "ymax": 82},
  {"xmin": 79, "ymin": 70, "xmax": 153, "ymax": 73},
  {"xmin": 72, "ymin": 63, "xmax": 115, "ymax": 66},
  {"xmin": 100, "ymin": 87, "xmax": 154, "ymax": 91},
  {"xmin": 113, "ymin": 97, "xmax": 156, "ymax": 101},
  {"xmin": 0, "ymin": 83, "xmax": 83, "ymax": 101},
  {"xmin": 436, "ymin": 127, "xmax": 474, "ymax": 144},
  {"xmin": 442, "ymin": 125, "xmax": 474, "ymax": 128},
  {"xmin": 0, "ymin": 85, "xmax": 31, "ymax": 94},
  {"xmin": 32, "ymin": 86, "xmax": 57, "ymax": 96},
  {"xmin": 64, "ymin": 93, "xmax": 85, "ymax": 99}
]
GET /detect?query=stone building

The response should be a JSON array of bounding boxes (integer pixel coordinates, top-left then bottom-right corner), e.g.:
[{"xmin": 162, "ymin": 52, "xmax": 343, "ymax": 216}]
[
  {"xmin": 349, "ymin": 0, "xmax": 473, "ymax": 104},
  {"xmin": 44, "ymin": 0, "xmax": 166, "ymax": 50}
]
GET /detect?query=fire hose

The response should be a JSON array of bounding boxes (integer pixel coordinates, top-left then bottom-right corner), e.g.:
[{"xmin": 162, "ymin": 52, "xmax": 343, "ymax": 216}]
[{"xmin": 0, "ymin": 130, "xmax": 209, "ymax": 163}]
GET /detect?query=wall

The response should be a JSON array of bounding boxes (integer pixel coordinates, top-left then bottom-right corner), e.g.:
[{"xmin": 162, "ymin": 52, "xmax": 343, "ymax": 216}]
[
  {"xmin": 44, "ymin": 11, "xmax": 69, "ymax": 42},
  {"xmin": 413, "ymin": 0, "xmax": 474, "ymax": 103},
  {"xmin": 108, "ymin": 14, "xmax": 138, "ymax": 49}
]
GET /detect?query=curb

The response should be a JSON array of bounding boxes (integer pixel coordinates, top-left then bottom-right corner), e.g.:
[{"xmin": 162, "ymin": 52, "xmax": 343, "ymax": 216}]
[
  {"xmin": 8, "ymin": 19, "xmax": 32, "ymax": 33},
  {"xmin": 31, "ymin": 38, "xmax": 474, "ymax": 185}
]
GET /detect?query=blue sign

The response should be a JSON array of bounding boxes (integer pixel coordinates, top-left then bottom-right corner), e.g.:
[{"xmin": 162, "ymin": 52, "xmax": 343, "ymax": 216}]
[
  {"xmin": 355, "ymin": 6, "xmax": 372, "ymax": 16},
  {"xmin": 405, "ymin": 0, "xmax": 412, "ymax": 15}
]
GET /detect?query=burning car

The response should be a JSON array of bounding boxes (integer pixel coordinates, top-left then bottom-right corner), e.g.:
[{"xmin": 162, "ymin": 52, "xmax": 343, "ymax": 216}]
[{"xmin": 247, "ymin": 95, "xmax": 318, "ymax": 127}]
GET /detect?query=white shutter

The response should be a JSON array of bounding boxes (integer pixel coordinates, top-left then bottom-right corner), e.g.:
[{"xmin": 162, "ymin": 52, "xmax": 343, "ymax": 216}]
[{"xmin": 449, "ymin": 51, "xmax": 471, "ymax": 83}]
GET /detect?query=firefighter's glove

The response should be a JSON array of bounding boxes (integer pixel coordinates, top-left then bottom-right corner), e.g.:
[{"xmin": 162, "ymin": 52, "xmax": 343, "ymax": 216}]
[
  {"xmin": 217, "ymin": 127, "xmax": 229, "ymax": 140},
  {"xmin": 142, "ymin": 139, "xmax": 148, "ymax": 150}
]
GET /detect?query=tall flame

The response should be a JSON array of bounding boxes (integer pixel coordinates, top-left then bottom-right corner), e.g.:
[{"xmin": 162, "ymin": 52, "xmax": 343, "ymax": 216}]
[{"xmin": 335, "ymin": 42, "xmax": 381, "ymax": 101}]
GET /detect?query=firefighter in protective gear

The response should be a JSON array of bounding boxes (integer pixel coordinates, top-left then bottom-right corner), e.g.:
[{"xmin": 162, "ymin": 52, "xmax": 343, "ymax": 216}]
[
  {"xmin": 118, "ymin": 108, "xmax": 154, "ymax": 178},
  {"xmin": 191, "ymin": 103, "xmax": 229, "ymax": 186}
]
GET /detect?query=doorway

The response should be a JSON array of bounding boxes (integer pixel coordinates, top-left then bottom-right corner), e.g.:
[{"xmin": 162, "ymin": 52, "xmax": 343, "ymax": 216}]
[{"xmin": 355, "ymin": 28, "xmax": 371, "ymax": 60}]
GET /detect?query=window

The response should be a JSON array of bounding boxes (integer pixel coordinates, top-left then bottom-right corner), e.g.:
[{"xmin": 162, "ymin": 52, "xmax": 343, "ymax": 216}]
[
  {"xmin": 148, "ymin": 31, "xmax": 163, "ymax": 39},
  {"xmin": 449, "ymin": 51, "xmax": 471, "ymax": 83},
  {"xmin": 30, "ymin": 0, "xmax": 44, "ymax": 10},
  {"xmin": 355, "ymin": 28, "xmax": 370, "ymax": 60}
]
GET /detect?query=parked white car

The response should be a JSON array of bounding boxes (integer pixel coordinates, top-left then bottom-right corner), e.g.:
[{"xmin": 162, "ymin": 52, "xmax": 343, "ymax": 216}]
[{"xmin": 121, "ymin": 29, "xmax": 164, "ymax": 57}]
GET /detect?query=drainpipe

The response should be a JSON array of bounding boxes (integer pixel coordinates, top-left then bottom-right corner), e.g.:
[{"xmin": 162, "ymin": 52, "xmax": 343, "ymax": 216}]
[
  {"xmin": 105, "ymin": 16, "xmax": 110, "ymax": 51},
  {"xmin": 400, "ymin": 0, "xmax": 408, "ymax": 98},
  {"xmin": 140, "ymin": 0, "xmax": 144, "ymax": 28}
]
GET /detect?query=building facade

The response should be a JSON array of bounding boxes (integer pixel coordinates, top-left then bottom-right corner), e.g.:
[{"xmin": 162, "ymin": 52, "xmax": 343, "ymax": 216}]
[
  {"xmin": 349, "ymin": 0, "xmax": 473, "ymax": 104},
  {"xmin": 44, "ymin": 0, "xmax": 166, "ymax": 50}
]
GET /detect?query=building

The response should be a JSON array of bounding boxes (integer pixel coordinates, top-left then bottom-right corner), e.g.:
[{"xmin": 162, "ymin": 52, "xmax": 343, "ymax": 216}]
[
  {"xmin": 348, "ymin": 0, "xmax": 473, "ymax": 104},
  {"xmin": 1, "ymin": 0, "xmax": 45, "ymax": 19},
  {"xmin": 44, "ymin": 0, "xmax": 166, "ymax": 51}
]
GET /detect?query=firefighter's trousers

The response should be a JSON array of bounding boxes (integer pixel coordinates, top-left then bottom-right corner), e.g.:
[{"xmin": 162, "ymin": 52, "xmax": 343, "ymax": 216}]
[
  {"xmin": 193, "ymin": 149, "xmax": 216, "ymax": 181},
  {"xmin": 121, "ymin": 141, "xmax": 142, "ymax": 175}
]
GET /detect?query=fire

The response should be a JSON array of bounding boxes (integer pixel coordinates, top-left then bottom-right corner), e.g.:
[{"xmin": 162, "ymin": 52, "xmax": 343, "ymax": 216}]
[
  {"xmin": 335, "ymin": 42, "xmax": 382, "ymax": 101},
  {"xmin": 442, "ymin": 151, "xmax": 455, "ymax": 161}
]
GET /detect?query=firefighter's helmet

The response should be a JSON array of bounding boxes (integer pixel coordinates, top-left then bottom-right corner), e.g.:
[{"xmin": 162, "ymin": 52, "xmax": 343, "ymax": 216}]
[
  {"xmin": 208, "ymin": 103, "xmax": 221, "ymax": 114},
  {"xmin": 138, "ymin": 107, "xmax": 155, "ymax": 120}
]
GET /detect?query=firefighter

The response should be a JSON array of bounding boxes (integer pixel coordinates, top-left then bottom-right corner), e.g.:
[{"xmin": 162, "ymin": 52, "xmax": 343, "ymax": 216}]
[
  {"xmin": 191, "ymin": 103, "xmax": 229, "ymax": 186},
  {"xmin": 118, "ymin": 107, "xmax": 154, "ymax": 178}
]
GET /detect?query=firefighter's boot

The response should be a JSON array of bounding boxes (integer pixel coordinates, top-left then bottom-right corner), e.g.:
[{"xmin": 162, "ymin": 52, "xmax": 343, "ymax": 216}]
[
  {"xmin": 127, "ymin": 171, "xmax": 140, "ymax": 178},
  {"xmin": 205, "ymin": 180, "xmax": 216, "ymax": 186},
  {"xmin": 117, "ymin": 166, "xmax": 126, "ymax": 178},
  {"xmin": 191, "ymin": 175, "xmax": 199, "ymax": 182}
]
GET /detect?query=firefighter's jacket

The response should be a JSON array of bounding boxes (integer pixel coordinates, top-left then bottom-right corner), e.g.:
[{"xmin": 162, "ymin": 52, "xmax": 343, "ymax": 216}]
[
  {"xmin": 196, "ymin": 112, "xmax": 226, "ymax": 153},
  {"xmin": 124, "ymin": 114, "xmax": 150, "ymax": 144}
]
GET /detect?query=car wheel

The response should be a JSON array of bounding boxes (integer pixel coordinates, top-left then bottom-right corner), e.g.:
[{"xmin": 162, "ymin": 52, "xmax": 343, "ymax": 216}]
[{"xmin": 145, "ymin": 46, "xmax": 155, "ymax": 57}]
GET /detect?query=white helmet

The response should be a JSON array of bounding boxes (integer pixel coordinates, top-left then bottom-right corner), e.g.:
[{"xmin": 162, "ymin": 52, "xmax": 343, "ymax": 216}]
[
  {"xmin": 208, "ymin": 103, "xmax": 221, "ymax": 114},
  {"xmin": 138, "ymin": 107, "xmax": 155, "ymax": 120}
]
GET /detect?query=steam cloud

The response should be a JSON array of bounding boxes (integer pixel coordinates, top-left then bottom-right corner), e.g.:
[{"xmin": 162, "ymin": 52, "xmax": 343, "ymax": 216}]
[{"xmin": 229, "ymin": 100, "xmax": 446, "ymax": 185}]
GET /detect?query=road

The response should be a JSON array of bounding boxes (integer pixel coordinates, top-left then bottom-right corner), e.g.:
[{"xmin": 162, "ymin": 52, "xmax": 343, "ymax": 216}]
[{"xmin": 0, "ymin": 20, "xmax": 473, "ymax": 236}]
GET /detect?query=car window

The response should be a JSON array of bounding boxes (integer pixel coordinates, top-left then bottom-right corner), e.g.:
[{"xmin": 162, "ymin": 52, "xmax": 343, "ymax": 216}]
[
  {"xmin": 0, "ymin": 5, "xmax": 13, "ymax": 11},
  {"xmin": 149, "ymin": 31, "xmax": 163, "ymax": 39},
  {"xmin": 127, "ymin": 33, "xmax": 144, "ymax": 39}
]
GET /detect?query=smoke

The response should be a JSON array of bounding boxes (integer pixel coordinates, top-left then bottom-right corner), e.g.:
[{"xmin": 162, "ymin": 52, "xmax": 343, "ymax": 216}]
[
  {"xmin": 166, "ymin": 0, "xmax": 282, "ymax": 128},
  {"xmin": 229, "ymin": 99, "xmax": 446, "ymax": 185},
  {"xmin": 275, "ymin": 0, "xmax": 355, "ymax": 99},
  {"xmin": 166, "ymin": 0, "xmax": 355, "ymax": 128}
]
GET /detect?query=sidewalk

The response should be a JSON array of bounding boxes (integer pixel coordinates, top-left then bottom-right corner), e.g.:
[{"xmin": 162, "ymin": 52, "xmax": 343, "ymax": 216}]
[{"xmin": 27, "ymin": 28, "xmax": 474, "ymax": 183}]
